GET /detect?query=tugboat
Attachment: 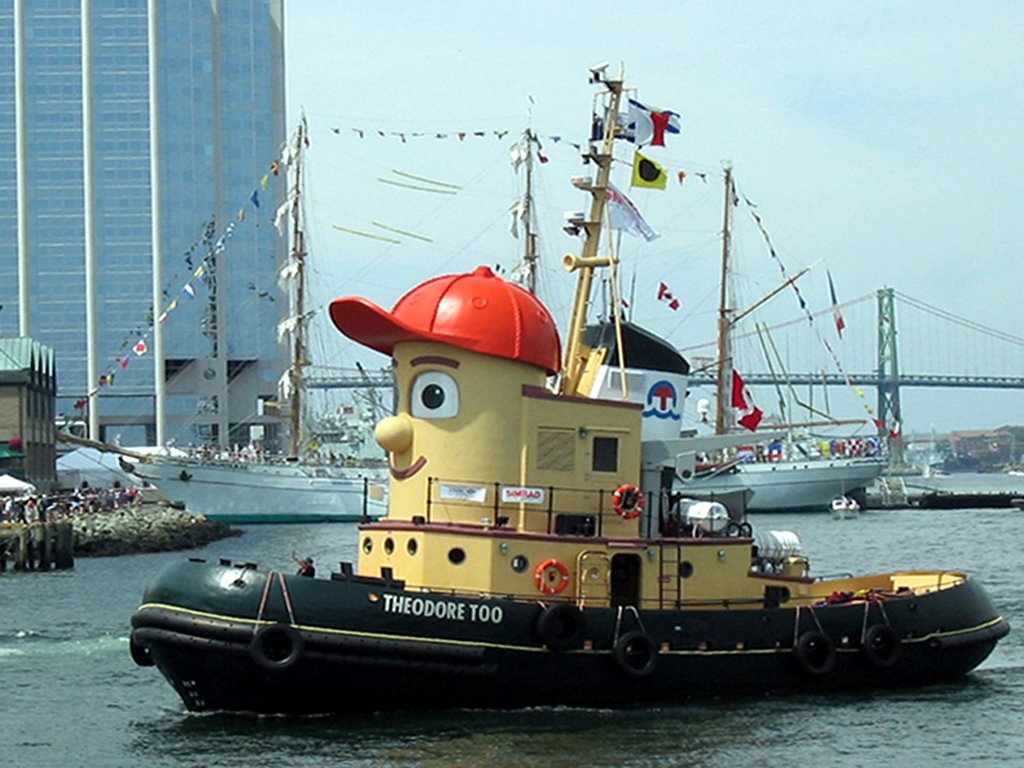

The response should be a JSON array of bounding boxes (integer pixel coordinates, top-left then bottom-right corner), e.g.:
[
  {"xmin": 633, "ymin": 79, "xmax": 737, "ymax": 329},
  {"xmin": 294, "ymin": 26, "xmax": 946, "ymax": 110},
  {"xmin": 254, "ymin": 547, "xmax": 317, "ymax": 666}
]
[{"xmin": 130, "ymin": 67, "xmax": 1009, "ymax": 715}]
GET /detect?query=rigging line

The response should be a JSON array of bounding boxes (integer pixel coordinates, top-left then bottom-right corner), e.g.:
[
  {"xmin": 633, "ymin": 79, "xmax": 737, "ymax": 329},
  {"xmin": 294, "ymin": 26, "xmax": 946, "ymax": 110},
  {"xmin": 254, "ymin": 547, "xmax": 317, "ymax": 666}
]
[
  {"xmin": 377, "ymin": 178, "xmax": 458, "ymax": 195},
  {"xmin": 895, "ymin": 292, "xmax": 1024, "ymax": 346},
  {"xmin": 371, "ymin": 222, "xmax": 433, "ymax": 242},
  {"xmin": 331, "ymin": 225, "xmax": 401, "ymax": 245},
  {"xmin": 389, "ymin": 169, "xmax": 462, "ymax": 189},
  {"xmin": 677, "ymin": 292, "xmax": 876, "ymax": 352}
]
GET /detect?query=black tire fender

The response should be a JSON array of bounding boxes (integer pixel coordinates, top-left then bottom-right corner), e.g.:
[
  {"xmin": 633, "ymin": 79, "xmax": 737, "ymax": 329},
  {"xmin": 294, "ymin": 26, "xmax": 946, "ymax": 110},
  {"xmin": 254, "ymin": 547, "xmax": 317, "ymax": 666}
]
[
  {"xmin": 536, "ymin": 603, "xmax": 586, "ymax": 652},
  {"xmin": 251, "ymin": 623, "xmax": 304, "ymax": 671},
  {"xmin": 794, "ymin": 630, "xmax": 836, "ymax": 676},
  {"xmin": 613, "ymin": 630, "xmax": 658, "ymax": 677},
  {"xmin": 863, "ymin": 624, "xmax": 902, "ymax": 669}
]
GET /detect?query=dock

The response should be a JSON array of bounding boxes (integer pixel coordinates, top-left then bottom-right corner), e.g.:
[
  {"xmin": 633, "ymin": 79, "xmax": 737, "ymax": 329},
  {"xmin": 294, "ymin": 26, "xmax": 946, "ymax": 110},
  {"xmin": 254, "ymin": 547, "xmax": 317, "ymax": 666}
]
[{"xmin": 0, "ymin": 521, "xmax": 75, "ymax": 571}]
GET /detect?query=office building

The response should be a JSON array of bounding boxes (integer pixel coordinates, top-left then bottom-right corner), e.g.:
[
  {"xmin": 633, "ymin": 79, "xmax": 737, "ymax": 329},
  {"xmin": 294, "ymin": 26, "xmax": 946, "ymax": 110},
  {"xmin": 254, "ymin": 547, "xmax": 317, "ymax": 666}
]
[{"xmin": 0, "ymin": 0, "xmax": 286, "ymax": 448}]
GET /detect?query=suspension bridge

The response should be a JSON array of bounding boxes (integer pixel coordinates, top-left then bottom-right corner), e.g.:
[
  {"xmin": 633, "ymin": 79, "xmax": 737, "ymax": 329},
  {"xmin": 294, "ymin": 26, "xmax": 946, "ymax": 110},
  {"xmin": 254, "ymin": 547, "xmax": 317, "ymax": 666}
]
[{"xmin": 306, "ymin": 288, "xmax": 1024, "ymax": 460}]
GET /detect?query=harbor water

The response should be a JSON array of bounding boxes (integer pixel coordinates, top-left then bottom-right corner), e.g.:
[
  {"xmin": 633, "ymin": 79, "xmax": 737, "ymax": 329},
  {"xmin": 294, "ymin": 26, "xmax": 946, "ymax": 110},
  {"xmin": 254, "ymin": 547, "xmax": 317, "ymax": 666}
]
[{"xmin": 2, "ymin": 499, "xmax": 1022, "ymax": 767}]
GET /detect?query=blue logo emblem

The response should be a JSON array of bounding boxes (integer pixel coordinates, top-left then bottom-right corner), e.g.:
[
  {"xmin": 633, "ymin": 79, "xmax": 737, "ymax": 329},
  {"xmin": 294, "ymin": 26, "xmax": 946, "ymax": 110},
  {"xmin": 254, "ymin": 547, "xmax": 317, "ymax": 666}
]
[{"xmin": 642, "ymin": 379, "xmax": 681, "ymax": 421}]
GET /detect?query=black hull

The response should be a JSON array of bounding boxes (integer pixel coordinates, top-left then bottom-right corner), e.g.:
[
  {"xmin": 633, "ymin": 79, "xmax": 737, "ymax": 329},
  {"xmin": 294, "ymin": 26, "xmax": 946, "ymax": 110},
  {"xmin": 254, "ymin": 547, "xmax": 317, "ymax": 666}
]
[{"xmin": 131, "ymin": 559, "xmax": 1009, "ymax": 715}]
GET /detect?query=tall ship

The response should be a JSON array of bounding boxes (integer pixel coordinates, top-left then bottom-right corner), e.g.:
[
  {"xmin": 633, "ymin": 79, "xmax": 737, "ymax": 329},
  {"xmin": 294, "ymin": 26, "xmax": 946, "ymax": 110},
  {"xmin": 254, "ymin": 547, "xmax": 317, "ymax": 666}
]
[
  {"xmin": 673, "ymin": 166, "xmax": 886, "ymax": 511},
  {"xmin": 128, "ymin": 118, "xmax": 387, "ymax": 523},
  {"xmin": 130, "ymin": 66, "xmax": 1007, "ymax": 713}
]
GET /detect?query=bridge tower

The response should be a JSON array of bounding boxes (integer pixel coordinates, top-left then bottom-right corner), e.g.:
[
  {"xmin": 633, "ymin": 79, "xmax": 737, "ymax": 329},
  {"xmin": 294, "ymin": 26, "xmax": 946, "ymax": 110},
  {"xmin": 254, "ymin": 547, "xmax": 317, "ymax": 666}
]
[{"xmin": 877, "ymin": 287, "xmax": 903, "ymax": 463}]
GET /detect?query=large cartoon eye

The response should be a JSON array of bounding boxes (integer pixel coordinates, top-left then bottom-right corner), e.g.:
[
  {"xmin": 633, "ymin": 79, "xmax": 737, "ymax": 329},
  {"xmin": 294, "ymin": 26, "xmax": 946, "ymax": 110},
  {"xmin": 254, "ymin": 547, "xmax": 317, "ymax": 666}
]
[{"xmin": 410, "ymin": 371, "xmax": 459, "ymax": 419}]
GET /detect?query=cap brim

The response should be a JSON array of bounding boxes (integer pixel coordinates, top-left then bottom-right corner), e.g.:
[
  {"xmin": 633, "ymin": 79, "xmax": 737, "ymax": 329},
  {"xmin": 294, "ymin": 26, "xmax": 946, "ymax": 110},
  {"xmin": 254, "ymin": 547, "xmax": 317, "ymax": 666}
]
[{"xmin": 332, "ymin": 296, "xmax": 458, "ymax": 356}]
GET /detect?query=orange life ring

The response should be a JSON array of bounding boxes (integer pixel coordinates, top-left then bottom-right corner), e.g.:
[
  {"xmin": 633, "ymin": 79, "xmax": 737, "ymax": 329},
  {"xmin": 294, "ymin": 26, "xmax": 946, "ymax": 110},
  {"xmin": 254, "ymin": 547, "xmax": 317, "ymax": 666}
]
[
  {"xmin": 534, "ymin": 558, "xmax": 571, "ymax": 595},
  {"xmin": 612, "ymin": 483, "xmax": 645, "ymax": 519}
]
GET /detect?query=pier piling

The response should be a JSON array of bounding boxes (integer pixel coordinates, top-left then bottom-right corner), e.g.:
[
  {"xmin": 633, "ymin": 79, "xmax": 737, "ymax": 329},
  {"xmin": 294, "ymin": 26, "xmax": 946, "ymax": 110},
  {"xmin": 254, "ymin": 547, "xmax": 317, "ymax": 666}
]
[{"xmin": 0, "ymin": 522, "xmax": 75, "ymax": 572}]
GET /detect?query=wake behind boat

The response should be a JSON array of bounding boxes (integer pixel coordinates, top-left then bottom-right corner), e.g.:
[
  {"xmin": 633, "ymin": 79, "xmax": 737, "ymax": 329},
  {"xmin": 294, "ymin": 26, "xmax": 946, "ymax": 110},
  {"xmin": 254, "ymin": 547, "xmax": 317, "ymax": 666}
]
[{"xmin": 130, "ymin": 67, "xmax": 1008, "ymax": 714}]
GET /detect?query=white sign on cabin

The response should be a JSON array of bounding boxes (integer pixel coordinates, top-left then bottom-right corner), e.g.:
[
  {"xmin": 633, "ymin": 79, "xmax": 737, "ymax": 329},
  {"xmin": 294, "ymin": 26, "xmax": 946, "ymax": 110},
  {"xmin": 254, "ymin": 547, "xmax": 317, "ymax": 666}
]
[{"xmin": 439, "ymin": 484, "xmax": 488, "ymax": 503}]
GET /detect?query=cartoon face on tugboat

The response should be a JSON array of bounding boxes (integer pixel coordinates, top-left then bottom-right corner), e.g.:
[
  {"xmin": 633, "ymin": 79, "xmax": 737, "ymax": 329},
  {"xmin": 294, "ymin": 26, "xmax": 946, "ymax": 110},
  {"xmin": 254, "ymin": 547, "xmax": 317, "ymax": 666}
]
[{"xmin": 129, "ymin": 70, "xmax": 1008, "ymax": 715}]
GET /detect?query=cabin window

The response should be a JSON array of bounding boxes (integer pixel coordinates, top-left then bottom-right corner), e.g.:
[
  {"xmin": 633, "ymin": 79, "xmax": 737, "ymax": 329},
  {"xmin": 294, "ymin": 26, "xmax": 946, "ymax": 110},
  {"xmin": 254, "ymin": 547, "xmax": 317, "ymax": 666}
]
[
  {"xmin": 511, "ymin": 555, "xmax": 529, "ymax": 573},
  {"xmin": 448, "ymin": 547, "xmax": 466, "ymax": 565},
  {"xmin": 592, "ymin": 436, "xmax": 619, "ymax": 472},
  {"xmin": 407, "ymin": 539, "xmax": 418, "ymax": 556},
  {"xmin": 537, "ymin": 428, "xmax": 575, "ymax": 472}
]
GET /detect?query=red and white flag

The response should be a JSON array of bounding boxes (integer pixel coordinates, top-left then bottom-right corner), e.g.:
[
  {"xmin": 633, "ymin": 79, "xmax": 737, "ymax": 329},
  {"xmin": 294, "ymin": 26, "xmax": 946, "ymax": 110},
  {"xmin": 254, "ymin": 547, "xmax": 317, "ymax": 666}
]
[
  {"xmin": 731, "ymin": 370, "xmax": 764, "ymax": 431},
  {"xmin": 827, "ymin": 270, "xmax": 846, "ymax": 338},
  {"xmin": 657, "ymin": 282, "xmax": 680, "ymax": 311},
  {"xmin": 133, "ymin": 339, "xmax": 148, "ymax": 357},
  {"xmin": 607, "ymin": 183, "xmax": 660, "ymax": 241}
]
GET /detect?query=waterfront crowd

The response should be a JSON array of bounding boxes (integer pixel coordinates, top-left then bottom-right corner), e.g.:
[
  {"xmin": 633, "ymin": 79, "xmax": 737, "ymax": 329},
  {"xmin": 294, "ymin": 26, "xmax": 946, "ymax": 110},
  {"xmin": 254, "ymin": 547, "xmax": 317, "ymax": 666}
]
[{"xmin": 1, "ymin": 481, "xmax": 142, "ymax": 524}]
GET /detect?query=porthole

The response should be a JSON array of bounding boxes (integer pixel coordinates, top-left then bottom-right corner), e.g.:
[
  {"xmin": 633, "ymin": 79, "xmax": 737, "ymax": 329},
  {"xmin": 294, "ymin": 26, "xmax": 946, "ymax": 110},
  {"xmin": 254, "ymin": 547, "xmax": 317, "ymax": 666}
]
[
  {"xmin": 448, "ymin": 547, "xmax": 466, "ymax": 565},
  {"xmin": 384, "ymin": 537, "xmax": 394, "ymax": 555},
  {"xmin": 679, "ymin": 560, "xmax": 694, "ymax": 579},
  {"xmin": 362, "ymin": 537, "xmax": 373, "ymax": 554},
  {"xmin": 407, "ymin": 539, "xmax": 418, "ymax": 556},
  {"xmin": 511, "ymin": 554, "xmax": 529, "ymax": 573}
]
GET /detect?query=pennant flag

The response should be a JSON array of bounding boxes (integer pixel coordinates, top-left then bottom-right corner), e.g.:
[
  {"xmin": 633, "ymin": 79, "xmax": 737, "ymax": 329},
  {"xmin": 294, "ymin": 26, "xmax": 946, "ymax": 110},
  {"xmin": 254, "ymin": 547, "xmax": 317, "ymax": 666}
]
[
  {"xmin": 607, "ymin": 183, "xmax": 660, "ymax": 241},
  {"xmin": 827, "ymin": 270, "xmax": 846, "ymax": 338},
  {"xmin": 631, "ymin": 151, "xmax": 667, "ymax": 190},
  {"xmin": 120, "ymin": 356, "xmax": 130, "ymax": 370},
  {"xmin": 657, "ymin": 282, "xmax": 680, "ymax": 311},
  {"xmin": 249, "ymin": 189, "xmax": 260, "ymax": 208},
  {"xmin": 133, "ymin": 339, "xmax": 148, "ymax": 356},
  {"xmin": 626, "ymin": 99, "xmax": 681, "ymax": 147},
  {"xmin": 182, "ymin": 283, "xmax": 196, "ymax": 298},
  {"xmin": 731, "ymin": 370, "xmax": 764, "ymax": 431}
]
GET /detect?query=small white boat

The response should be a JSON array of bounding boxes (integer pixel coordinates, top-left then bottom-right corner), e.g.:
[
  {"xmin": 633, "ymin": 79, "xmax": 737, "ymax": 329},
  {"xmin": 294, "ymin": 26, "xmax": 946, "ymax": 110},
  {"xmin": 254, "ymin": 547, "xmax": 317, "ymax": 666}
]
[{"xmin": 831, "ymin": 494, "xmax": 861, "ymax": 519}]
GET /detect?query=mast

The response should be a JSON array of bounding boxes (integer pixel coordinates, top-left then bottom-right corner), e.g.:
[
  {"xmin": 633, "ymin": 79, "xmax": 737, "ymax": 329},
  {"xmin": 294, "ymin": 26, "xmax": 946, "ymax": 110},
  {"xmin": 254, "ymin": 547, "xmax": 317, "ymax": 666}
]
[
  {"xmin": 714, "ymin": 165, "xmax": 734, "ymax": 435},
  {"xmin": 522, "ymin": 129, "xmax": 539, "ymax": 294},
  {"xmin": 559, "ymin": 65, "xmax": 624, "ymax": 396},
  {"xmin": 288, "ymin": 117, "xmax": 308, "ymax": 457}
]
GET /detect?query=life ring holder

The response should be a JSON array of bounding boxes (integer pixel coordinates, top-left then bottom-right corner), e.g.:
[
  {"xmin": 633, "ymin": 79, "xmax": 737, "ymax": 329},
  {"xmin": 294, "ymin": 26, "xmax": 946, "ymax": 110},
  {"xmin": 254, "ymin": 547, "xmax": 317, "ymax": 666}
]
[
  {"xmin": 863, "ymin": 623, "xmax": 902, "ymax": 669},
  {"xmin": 612, "ymin": 484, "xmax": 645, "ymax": 520},
  {"xmin": 536, "ymin": 602, "xmax": 586, "ymax": 651},
  {"xmin": 251, "ymin": 623, "xmax": 305, "ymax": 671},
  {"xmin": 613, "ymin": 630, "xmax": 658, "ymax": 677},
  {"xmin": 534, "ymin": 558, "xmax": 571, "ymax": 595},
  {"xmin": 793, "ymin": 630, "xmax": 836, "ymax": 676}
]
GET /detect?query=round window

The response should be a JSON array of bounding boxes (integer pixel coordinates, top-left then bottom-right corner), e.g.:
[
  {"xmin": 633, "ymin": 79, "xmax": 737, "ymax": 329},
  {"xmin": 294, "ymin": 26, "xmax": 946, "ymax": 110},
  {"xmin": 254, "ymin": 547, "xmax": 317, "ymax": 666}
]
[
  {"xmin": 384, "ymin": 537, "xmax": 394, "ymax": 555},
  {"xmin": 448, "ymin": 547, "xmax": 466, "ymax": 565},
  {"xmin": 407, "ymin": 539, "xmax": 418, "ymax": 556},
  {"xmin": 362, "ymin": 537, "xmax": 373, "ymax": 554},
  {"xmin": 511, "ymin": 555, "xmax": 529, "ymax": 573}
]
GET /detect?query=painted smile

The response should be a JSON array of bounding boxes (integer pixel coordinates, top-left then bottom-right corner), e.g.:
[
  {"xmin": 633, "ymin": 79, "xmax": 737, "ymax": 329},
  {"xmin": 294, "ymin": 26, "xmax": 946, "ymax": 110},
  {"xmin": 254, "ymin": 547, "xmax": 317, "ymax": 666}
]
[{"xmin": 390, "ymin": 455, "xmax": 427, "ymax": 480}]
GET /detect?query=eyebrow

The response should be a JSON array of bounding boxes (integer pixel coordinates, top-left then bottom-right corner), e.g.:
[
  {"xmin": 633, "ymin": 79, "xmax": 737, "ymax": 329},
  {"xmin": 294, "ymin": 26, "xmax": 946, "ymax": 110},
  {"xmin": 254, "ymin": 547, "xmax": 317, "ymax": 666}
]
[{"xmin": 410, "ymin": 355, "xmax": 460, "ymax": 369}]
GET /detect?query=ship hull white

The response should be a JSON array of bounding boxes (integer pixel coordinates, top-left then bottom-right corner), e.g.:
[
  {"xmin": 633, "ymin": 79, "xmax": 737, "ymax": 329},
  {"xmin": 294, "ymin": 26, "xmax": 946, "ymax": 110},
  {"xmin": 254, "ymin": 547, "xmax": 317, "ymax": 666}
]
[
  {"xmin": 130, "ymin": 460, "xmax": 387, "ymax": 523},
  {"xmin": 684, "ymin": 458, "xmax": 886, "ymax": 512}
]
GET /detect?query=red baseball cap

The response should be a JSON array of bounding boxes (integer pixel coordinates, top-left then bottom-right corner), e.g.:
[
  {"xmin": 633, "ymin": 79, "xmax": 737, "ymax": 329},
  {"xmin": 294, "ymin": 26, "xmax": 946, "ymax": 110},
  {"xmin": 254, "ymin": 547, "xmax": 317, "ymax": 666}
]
[{"xmin": 329, "ymin": 266, "xmax": 562, "ymax": 374}]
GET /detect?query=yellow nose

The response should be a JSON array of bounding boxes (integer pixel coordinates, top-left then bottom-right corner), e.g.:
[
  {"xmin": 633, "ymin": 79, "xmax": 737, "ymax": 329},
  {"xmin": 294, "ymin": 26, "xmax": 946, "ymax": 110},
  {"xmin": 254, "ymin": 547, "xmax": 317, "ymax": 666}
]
[{"xmin": 375, "ymin": 414, "xmax": 413, "ymax": 454}]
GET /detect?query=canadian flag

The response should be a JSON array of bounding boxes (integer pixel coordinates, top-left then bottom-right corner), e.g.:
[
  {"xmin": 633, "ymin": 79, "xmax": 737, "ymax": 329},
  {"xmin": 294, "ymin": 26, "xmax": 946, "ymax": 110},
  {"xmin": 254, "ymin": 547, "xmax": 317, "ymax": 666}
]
[
  {"xmin": 731, "ymin": 370, "xmax": 764, "ymax": 431},
  {"xmin": 657, "ymin": 282, "xmax": 680, "ymax": 311}
]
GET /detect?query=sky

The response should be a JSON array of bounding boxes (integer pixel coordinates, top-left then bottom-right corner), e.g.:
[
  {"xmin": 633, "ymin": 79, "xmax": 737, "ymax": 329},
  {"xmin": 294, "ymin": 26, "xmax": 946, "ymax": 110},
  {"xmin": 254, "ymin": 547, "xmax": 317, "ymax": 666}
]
[{"xmin": 282, "ymin": 1, "xmax": 1024, "ymax": 437}]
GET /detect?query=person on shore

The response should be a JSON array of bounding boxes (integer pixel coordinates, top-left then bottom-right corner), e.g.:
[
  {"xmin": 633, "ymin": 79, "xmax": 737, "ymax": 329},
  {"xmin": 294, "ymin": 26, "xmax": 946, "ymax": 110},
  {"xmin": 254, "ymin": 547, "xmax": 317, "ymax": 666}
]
[{"xmin": 292, "ymin": 550, "xmax": 315, "ymax": 577}]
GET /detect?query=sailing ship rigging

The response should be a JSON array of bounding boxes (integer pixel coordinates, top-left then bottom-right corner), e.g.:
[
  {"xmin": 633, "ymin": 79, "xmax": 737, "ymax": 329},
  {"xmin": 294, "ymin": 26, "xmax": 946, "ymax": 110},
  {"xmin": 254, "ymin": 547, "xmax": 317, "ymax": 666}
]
[{"xmin": 128, "ymin": 118, "xmax": 387, "ymax": 523}]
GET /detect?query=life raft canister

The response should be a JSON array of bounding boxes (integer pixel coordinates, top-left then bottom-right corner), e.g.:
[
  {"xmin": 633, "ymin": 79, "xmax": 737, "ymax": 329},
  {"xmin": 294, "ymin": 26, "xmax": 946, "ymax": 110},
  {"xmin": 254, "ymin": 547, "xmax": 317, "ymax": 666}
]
[
  {"xmin": 612, "ymin": 484, "xmax": 645, "ymax": 520},
  {"xmin": 534, "ymin": 558, "xmax": 571, "ymax": 595}
]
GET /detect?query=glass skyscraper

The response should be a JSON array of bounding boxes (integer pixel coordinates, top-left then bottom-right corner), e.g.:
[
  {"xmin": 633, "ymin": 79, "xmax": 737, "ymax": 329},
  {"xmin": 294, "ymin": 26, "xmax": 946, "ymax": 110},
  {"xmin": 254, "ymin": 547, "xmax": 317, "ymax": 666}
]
[{"xmin": 0, "ymin": 0, "xmax": 286, "ymax": 448}]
